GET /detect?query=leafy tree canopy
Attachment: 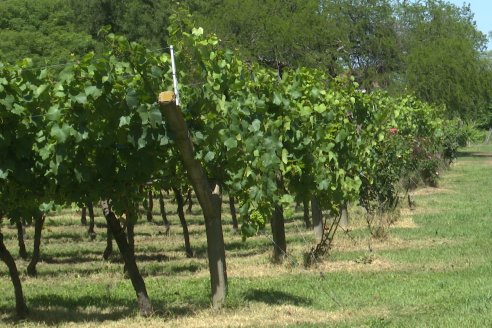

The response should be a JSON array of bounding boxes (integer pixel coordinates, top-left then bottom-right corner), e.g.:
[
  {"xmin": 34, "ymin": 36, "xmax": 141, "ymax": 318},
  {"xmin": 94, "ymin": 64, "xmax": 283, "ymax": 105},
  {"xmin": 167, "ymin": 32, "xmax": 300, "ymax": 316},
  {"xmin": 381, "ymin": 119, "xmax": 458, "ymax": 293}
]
[{"xmin": 0, "ymin": 0, "xmax": 95, "ymax": 65}]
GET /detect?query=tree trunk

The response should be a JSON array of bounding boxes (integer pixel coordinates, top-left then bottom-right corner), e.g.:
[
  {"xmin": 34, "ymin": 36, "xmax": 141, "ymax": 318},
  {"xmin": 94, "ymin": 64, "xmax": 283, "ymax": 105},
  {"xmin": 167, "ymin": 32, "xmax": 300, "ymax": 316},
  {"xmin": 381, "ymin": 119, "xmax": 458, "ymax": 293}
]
[
  {"xmin": 127, "ymin": 220, "xmax": 135, "ymax": 258},
  {"xmin": 158, "ymin": 190, "xmax": 171, "ymax": 235},
  {"xmin": 303, "ymin": 198, "xmax": 311, "ymax": 229},
  {"xmin": 16, "ymin": 219, "xmax": 28, "ymax": 260},
  {"xmin": 0, "ymin": 230, "xmax": 29, "ymax": 318},
  {"xmin": 340, "ymin": 203, "xmax": 349, "ymax": 230},
  {"xmin": 173, "ymin": 188, "xmax": 193, "ymax": 258},
  {"xmin": 271, "ymin": 203, "xmax": 287, "ymax": 262},
  {"xmin": 311, "ymin": 197, "xmax": 323, "ymax": 243},
  {"xmin": 159, "ymin": 92, "xmax": 227, "ymax": 308},
  {"xmin": 186, "ymin": 189, "xmax": 193, "ymax": 214},
  {"xmin": 229, "ymin": 195, "xmax": 239, "ymax": 233},
  {"xmin": 208, "ymin": 182, "xmax": 227, "ymax": 307},
  {"xmin": 146, "ymin": 190, "xmax": 154, "ymax": 222},
  {"xmin": 100, "ymin": 200, "xmax": 152, "ymax": 316},
  {"xmin": 81, "ymin": 206, "xmax": 87, "ymax": 225},
  {"xmin": 87, "ymin": 202, "xmax": 96, "ymax": 240},
  {"xmin": 103, "ymin": 224, "xmax": 113, "ymax": 260},
  {"xmin": 125, "ymin": 208, "xmax": 136, "ymax": 276},
  {"xmin": 27, "ymin": 215, "xmax": 44, "ymax": 276}
]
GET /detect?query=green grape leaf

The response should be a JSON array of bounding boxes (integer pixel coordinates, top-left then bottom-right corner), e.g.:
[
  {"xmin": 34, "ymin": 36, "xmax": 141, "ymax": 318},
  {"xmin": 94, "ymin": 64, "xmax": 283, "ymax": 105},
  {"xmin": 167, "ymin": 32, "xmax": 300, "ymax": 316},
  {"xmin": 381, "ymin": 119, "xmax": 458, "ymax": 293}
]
[
  {"xmin": 204, "ymin": 151, "xmax": 215, "ymax": 162},
  {"xmin": 224, "ymin": 138, "xmax": 237, "ymax": 150},
  {"xmin": 126, "ymin": 89, "xmax": 139, "ymax": 108},
  {"xmin": 119, "ymin": 116, "xmax": 131, "ymax": 127}
]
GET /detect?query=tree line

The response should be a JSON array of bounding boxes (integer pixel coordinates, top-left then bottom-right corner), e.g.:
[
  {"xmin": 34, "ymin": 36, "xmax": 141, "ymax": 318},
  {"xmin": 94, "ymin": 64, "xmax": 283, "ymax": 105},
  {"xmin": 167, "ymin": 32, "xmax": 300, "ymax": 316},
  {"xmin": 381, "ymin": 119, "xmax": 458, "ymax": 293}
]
[{"xmin": 0, "ymin": 0, "xmax": 491, "ymax": 123}]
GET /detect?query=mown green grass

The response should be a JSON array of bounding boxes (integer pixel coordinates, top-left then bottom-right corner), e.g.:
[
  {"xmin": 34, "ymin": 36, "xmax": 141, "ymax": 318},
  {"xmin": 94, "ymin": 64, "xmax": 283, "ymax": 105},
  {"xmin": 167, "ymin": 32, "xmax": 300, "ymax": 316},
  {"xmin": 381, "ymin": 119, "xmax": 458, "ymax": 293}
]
[{"xmin": 1, "ymin": 144, "xmax": 492, "ymax": 327}]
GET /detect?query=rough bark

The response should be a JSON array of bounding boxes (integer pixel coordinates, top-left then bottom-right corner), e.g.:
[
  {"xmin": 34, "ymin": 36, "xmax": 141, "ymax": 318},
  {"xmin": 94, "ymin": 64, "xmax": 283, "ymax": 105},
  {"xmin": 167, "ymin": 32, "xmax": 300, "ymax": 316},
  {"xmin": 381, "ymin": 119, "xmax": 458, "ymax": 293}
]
[
  {"xmin": 103, "ymin": 224, "xmax": 113, "ymax": 260},
  {"xmin": 159, "ymin": 92, "xmax": 227, "ymax": 308},
  {"xmin": 0, "ymin": 230, "xmax": 29, "ymax": 318},
  {"xmin": 186, "ymin": 189, "xmax": 193, "ymax": 214},
  {"xmin": 146, "ymin": 190, "xmax": 154, "ymax": 222},
  {"xmin": 302, "ymin": 198, "xmax": 311, "ymax": 229},
  {"xmin": 158, "ymin": 190, "xmax": 171, "ymax": 235},
  {"xmin": 311, "ymin": 197, "xmax": 323, "ymax": 243},
  {"xmin": 271, "ymin": 204, "xmax": 287, "ymax": 262},
  {"xmin": 228, "ymin": 195, "xmax": 239, "ymax": 233},
  {"xmin": 87, "ymin": 202, "xmax": 96, "ymax": 240},
  {"xmin": 27, "ymin": 215, "xmax": 44, "ymax": 276},
  {"xmin": 340, "ymin": 203, "xmax": 349, "ymax": 229},
  {"xmin": 173, "ymin": 188, "xmax": 193, "ymax": 258},
  {"xmin": 208, "ymin": 183, "xmax": 227, "ymax": 307},
  {"xmin": 16, "ymin": 219, "xmax": 28, "ymax": 260},
  {"xmin": 81, "ymin": 206, "xmax": 87, "ymax": 225},
  {"xmin": 127, "ymin": 220, "xmax": 135, "ymax": 258},
  {"xmin": 100, "ymin": 200, "xmax": 153, "ymax": 316}
]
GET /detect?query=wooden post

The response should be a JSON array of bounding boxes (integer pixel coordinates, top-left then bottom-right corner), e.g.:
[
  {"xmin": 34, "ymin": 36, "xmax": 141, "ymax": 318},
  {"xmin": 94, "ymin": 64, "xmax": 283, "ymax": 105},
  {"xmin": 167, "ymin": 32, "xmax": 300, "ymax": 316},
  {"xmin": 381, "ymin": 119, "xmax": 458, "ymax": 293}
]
[{"xmin": 158, "ymin": 91, "xmax": 227, "ymax": 308}]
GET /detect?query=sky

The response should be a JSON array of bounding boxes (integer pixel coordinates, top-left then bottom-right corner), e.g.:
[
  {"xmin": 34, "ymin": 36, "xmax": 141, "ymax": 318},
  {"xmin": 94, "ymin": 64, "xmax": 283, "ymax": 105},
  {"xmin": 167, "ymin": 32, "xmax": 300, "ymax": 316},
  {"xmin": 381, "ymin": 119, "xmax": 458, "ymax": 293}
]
[{"xmin": 446, "ymin": 0, "xmax": 492, "ymax": 49}]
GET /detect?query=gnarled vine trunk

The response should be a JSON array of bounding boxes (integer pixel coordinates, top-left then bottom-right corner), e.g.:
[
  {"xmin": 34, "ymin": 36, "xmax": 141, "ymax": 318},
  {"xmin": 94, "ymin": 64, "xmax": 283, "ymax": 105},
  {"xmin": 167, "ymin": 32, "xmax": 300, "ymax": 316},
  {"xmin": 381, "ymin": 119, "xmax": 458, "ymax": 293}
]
[
  {"xmin": 27, "ymin": 214, "xmax": 45, "ymax": 276},
  {"xmin": 146, "ymin": 190, "xmax": 154, "ymax": 222},
  {"xmin": 16, "ymin": 219, "xmax": 28, "ymax": 260},
  {"xmin": 173, "ymin": 188, "xmax": 193, "ymax": 257},
  {"xmin": 158, "ymin": 190, "xmax": 171, "ymax": 235},
  {"xmin": 340, "ymin": 203, "xmax": 349, "ymax": 229},
  {"xmin": 186, "ymin": 189, "xmax": 193, "ymax": 214},
  {"xmin": 103, "ymin": 224, "xmax": 113, "ymax": 260},
  {"xmin": 311, "ymin": 197, "xmax": 323, "ymax": 243},
  {"xmin": 81, "ymin": 206, "xmax": 87, "ymax": 225},
  {"xmin": 87, "ymin": 201, "xmax": 96, "ymax": 240},
  {"xmin": 271, "ymin": 203, "xmax": 287, "ymax": 262},
  {"xmin": 302, "ymin": 198, "xmax": 311, "ymax": 229},
  {"xmin": 229, "ymin": 195, "xmax": 239, "ymax": 233},
  {"xmin": 101, "ymin": 200, "xmax": 152, "ymax": 316},
  {"xmin": 0, "ymin": 230, "xmax": 28, "ymax": 318}
]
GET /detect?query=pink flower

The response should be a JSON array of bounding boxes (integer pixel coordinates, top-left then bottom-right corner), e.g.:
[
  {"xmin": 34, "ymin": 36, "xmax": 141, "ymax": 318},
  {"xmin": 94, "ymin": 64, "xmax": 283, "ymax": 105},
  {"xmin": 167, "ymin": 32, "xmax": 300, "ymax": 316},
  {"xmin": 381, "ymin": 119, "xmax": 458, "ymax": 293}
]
[{"xmin": 389, "ymin": 128, "xmax": 398, "ymax": 135}]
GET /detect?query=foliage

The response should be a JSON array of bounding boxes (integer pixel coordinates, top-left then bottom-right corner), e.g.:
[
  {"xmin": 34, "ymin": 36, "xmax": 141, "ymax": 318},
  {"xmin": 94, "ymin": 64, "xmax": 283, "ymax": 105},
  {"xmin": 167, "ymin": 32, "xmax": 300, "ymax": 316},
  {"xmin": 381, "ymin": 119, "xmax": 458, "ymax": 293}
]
[
  {"xmin": 396, "ymin": 0, "xmax": 491, "ymax": 120},
  {"xmin": 0, "ymin": 14, "xmax": 476, "ymax": 317},
  {"xmin": 1, "ymin": 0, "xmax": 491, "ymax": 121},
  {"xmin": 0, "ymin": 0, "xmax": 95, "ymax": 65}
]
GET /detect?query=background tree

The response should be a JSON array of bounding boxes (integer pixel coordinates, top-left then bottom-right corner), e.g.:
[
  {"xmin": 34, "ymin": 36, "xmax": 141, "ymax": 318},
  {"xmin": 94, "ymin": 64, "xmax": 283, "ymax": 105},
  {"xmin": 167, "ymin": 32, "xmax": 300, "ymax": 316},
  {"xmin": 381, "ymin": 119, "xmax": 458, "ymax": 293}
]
[
  {"xmin": 188, "ymin": 0, "xmax": 339, "ymax": 72},
  {"xmin": 0, "ymin": 0, "xmax": 95, "ymax": 65},
  {"xmin": 395, "ymin": 0, "xmax": 491, "ymax": 121},
  {"xmin": 68, "ymin": 0, "xmax": 173, "ymax": 50},
  {"xmin": 322, "ymin": 0, "xmax": 401, "ymax": 90}
]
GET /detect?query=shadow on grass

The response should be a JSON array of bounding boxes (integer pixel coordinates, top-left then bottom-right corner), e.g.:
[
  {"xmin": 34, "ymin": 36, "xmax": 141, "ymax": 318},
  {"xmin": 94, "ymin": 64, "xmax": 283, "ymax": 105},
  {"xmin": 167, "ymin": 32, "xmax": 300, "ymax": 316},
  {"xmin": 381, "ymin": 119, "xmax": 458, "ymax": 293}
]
[
  {"xmin": 0, "ymin": 293, "xmax": 204, "ymax": 326},
  {"xmin": 141, "ymin": 262, "xmax": 206, "ymax": 277},
  {"xmin": 0, "ymin": 294, "xmax": 133, "ymax": 326},
  {"xmin": 242, "ymin": 288, "xmax": 312, "ymax": 306},
  {"xmin": 39, "ymin": 251, "xmax": 175, "ymax": 265},
  {"xmin": 169, "ymin": 262, "xmax": 203, "ymax": 274},
  {"xmin": 167, "ymin": 240, "xmax": 272, "ymax": 259},
  {"xmin": 136, "ymin": 253, "xmax": 173, "ymax": 262},
  {"xmin": 456, "ymin": 151, "xmax": 492, "ymax": 158},
  {"xmin": 27, "ymin": 266, "xmax": 113, "ymax": 278},
  {"xmin": 43, "ymin": 247, "xmax": 107, "ymax": 259},
  {"xmin": 41, "ymin": 255, "xmax": 101, "ymax": 265}
]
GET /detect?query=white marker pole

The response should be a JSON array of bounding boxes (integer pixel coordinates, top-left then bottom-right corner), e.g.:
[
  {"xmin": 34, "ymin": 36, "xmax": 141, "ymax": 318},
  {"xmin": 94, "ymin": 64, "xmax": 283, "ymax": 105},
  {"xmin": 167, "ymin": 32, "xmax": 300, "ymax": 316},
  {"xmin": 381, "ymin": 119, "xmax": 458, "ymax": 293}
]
[{"xmin": 170, "ymin": 45, "xmax": 180, "ymax": 107}]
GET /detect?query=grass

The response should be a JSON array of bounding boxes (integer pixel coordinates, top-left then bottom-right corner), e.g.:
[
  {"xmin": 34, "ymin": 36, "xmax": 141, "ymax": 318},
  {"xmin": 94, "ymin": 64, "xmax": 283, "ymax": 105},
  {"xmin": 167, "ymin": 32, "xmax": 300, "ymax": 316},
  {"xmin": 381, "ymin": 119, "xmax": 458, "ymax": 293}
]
[{"xmin": 1, "ymin": 143, "xmax": 492, "ymax": 327}]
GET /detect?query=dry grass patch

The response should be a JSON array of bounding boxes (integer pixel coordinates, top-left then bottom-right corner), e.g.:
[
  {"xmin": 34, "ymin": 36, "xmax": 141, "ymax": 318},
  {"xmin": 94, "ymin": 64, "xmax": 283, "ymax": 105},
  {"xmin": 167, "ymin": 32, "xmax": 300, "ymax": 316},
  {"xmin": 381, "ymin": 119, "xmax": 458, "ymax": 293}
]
[
  {"xmin": 410, "ymin": 187, "xmax": 453, "ymax": 196},
  {"xmin": 391, "ymin": 215, "xmax": 417, "ymax": 229},
  {"xmin": 164, "ymin": 304, "xmax": 390, "ymax": 328},
  {"xmin": 331, "ymin": 234, "xmax": 454, "ymax": 253},
  {"xmin": 1, "ymin": 304, "xmax": 391, "ymax": 328}
]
